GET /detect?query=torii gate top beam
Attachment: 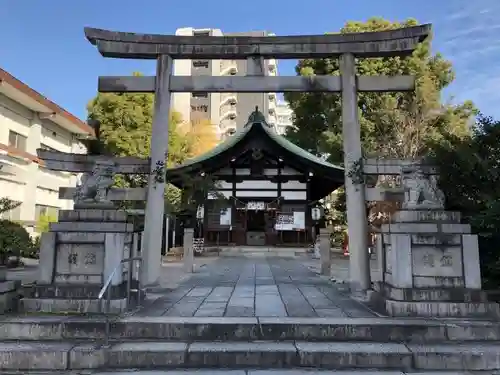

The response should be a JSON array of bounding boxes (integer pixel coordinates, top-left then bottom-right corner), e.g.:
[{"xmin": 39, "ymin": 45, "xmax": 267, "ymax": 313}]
[{"xmin": 84, "ymin": 24, "xmax": 431, "ymax": 60}]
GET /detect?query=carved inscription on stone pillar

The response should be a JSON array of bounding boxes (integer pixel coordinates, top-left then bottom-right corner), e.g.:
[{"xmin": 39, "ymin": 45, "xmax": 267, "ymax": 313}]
[
  {"xmin": 56, "ymin": 244, "xmax": 105, "ymax": 283},
  {"xmin": 412, "ymin": 247, "xmax": 462, "ymax": 277},
  {"xmin": 68, "ymin": 253, "xmax": 78, "ymax": 265},
  {"xmin": 440, "ymin": 255, "xmax": 453, "ymax": 267},
  {"xmin": 422, "ymin": 253, "xmax": 435, "ymax": 267},
  {"xmin": 84, "ymin": 252, "xmax": 97, "ymax": 265}
]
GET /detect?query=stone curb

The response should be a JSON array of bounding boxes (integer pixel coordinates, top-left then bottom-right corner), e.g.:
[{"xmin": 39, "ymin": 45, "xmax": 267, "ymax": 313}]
[
  {"xmin": 0, "ymin": 316, "xmax": 499, "ymax": 342},
  {"xmin": 0, "ymin": 340, "xmax": 499, "ymax": 371}
]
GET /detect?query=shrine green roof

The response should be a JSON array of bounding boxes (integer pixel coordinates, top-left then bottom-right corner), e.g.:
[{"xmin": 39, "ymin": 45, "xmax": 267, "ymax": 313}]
[
  {"xmin": 263, "ymin": 122, "xmax": 343, "ymax": 171},
  {"xmin": 167, "ymin": 122, "xmax": 249, "ymax": 172},
  {"xmin": 167, "ymin": 108, "xmax": 343, "ymax": 173}
]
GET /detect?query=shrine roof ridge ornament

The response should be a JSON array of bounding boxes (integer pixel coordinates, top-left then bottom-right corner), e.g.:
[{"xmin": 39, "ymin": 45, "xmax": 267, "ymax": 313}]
[
  {"xmin": 245, "ymin": 106, "xmax": 269, "ymax": 127},
  {"xmin": 84, "ymin": 24, "xmax": 431, "ymax": 59}
]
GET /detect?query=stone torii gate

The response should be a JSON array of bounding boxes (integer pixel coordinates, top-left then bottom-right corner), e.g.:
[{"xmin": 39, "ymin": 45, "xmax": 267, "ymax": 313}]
[{"xmin": 84, "ymin": 25, "xmax": 431, "ymax": 291}]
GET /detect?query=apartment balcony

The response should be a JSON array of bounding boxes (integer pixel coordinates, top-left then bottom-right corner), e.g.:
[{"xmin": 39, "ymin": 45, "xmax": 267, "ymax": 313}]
[
  {"xmin": 225, "ymin": 127, "xmax": 237, "ymax": 137},
  {"xmin": 268, "ymin": 59, "xmax": 277, "ymax": 75},
  {"xmin": 220, "ymin": 118, "xmax": 237, "ymax": 133},
  {"xmin": 220, "ymin": 93, "xmax": 237, "ymax": 106},
  {"xmin": 220, "ymin": 110, "xmax": 237, "ymax": 123},
  {"xmin": 0, "ymin": 161, "xmax": 18, "ymax": 176},
  {"xmin": 220, "ymin": 60, "xmax": 238, "ymax": 76},
  {"xmin": 268, "ymin": 107, "xmax": 277, "ymax": 117},
  {"xmin": 220, "ymin": 102, "xmax": 237, "ymax": 118}
]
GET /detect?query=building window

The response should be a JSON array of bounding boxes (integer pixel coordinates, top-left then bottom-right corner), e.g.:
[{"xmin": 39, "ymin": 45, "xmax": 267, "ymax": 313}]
[
  {"xmin": 0, "ymin": 201, "xmax": 21, "ymax": 221},
  {"xmin": 192, "ymin": 92, "xmax": 208, "ymax": 98},
  {"xmin": 35, "ymin": 204, "xmax": 59, "ymax": 220},
  {"xmin": 193, "ymin": 60, "xmax": 209, "ymax": 68},
  {"xmin": 194, "ymin": 31, "xmax": 210, "ymax": 37},
  {"xmin": 40, "ymin": 143, "xmax": 57, "ymax": 152},
  {"xmin": 8, "ymin": 131, "xmax": 27, "ymax": 151}
]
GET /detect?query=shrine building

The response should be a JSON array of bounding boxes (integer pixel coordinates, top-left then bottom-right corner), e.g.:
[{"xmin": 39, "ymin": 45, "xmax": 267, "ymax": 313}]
[{"xmin": 168, "ymin": 109, "xmax": 344, "ymax": 247}]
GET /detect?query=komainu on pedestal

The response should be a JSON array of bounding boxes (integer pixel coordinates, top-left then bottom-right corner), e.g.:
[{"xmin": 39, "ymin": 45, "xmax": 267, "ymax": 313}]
[
  {"xmin": 74, "ymin": 160, "xmax": 116, "ymax": 207},
  {"xmin": 374, "ymin": 163, "xmax": 500, "ymax": 318},
  {"xmin": 20, "ymin": 158, "xmax": 141, "ymax": 314}
]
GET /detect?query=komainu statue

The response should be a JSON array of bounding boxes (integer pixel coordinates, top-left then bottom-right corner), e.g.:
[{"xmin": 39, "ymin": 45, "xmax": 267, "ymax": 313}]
[
  {"xmin": 74, "ymin": 160, "xmax": 116, "ymax": 205},
  {"xmin": 401, "ymin": 163, "xmax": 445, "ymax": 210}
]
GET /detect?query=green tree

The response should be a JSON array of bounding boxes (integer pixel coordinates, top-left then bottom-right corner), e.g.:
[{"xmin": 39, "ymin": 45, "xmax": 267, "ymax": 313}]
[
  {"xmin": 285, "ymin": 17, "xmax": 476, "ymax": 163},
  {"xmin": 430, "ymin": 114, "xmax": 500, "ymax": 288},
  {"xmin": 0, "ymin": 220, "xmax": 34, "ymax": 265},
  {"xmin": 87, "ymin": 74, "xmax": 222, "ymax": 215},
  {"xmin": 285, "ymin": 17, "xmax": 477, "ymax": 229},
  {"xmin": 0, "ymin": 198, "xmax": 21, "ymax": 216}
]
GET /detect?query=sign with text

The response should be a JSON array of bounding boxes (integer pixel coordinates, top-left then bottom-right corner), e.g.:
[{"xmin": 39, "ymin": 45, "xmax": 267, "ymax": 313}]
[
  {"xmin": 275, "ymin": 214, "xmax": 294, "ymax": 231},
  {"xmin": 247, "ymin": 201, "xmax": 266, "ymax": 210}
]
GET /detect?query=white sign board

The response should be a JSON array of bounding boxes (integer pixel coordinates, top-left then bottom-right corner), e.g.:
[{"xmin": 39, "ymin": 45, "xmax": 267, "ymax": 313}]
[
  {"xmin": 274, "ymin": 212, "xmax": 306, "ymax": 231},
  {"xmin": 220, "ymin": 208, "xmax": 232, "ymax": 226},
  {"xmin": 275, "ymin": 214, "xmax": 294, "ymax": 231},
  {"xmin": 293, "ymin": 211, "xmax": 305, "ymax": 230},
  {"xmin": 247, "ymin": 201, "xmax": 265, "ymax": 210}
]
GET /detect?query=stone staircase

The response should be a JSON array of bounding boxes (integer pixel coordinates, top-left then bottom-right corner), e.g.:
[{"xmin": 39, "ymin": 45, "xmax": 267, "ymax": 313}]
[{"xmin": 0, "ymin": 315, "xmax": 499, "ymax": 373}]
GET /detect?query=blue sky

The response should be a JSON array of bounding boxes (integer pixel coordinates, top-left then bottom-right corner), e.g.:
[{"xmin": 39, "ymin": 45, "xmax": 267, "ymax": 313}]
[{"xmin": 2, "ymin": 0, "xmax": 499, "ymax": 120}]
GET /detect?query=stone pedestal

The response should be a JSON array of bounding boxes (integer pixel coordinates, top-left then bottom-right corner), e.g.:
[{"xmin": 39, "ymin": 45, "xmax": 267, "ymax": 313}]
[
  {"xmin": 319, "ymin": 229, "xmax": 331, "ymax": 276},
  {"xmin": 21, "ymin": 208, "xmax": 140, "ymax": 314},
  {"xmin": 0, "ymin": 266, "xmax": 20, "ymax": 313},
  {"xmin": 375, "ymin": 209, "xmax": 499, "ymax": 318},
  {"xmin": 183, "ymin": 228, "xmax": 194, "ymax": 273}
]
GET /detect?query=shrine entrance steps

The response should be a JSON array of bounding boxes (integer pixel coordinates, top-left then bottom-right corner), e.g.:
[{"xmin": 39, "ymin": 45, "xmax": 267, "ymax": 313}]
[
  {"xmin": 0, "ymin": 258, "xmax": 499, "ymax": 373},
  {"xmin": 0, "ymin": 315, "xmax": 499, "ymax": 372}
]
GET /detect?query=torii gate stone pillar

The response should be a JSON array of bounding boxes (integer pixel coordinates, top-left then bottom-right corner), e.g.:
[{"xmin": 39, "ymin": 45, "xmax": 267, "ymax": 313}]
[
  {"xmin": 141, "ymin": 55, "xmax": 173, "ymax": 286},
  {"xmin": 84, "ymin": 24, "xmax": 431, "ymax": 289},
  {"xmin": 340, "ymin": 53, "xmax": 371, "ymax": 293}
]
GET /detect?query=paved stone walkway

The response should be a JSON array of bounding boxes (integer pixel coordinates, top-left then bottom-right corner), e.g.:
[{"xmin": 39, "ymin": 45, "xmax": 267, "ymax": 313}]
[{"xmin": 135, "ymin": 257, "xmax": 376, "ymax": 318}]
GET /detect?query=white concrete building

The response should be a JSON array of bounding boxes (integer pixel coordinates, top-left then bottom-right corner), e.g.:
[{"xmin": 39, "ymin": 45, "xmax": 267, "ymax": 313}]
[
  {"xmin": 0, "ymin": 68, "xmax": 93, "ymax": 233},
  {"xmin": 172, "ymin": 27, "xmax": 279, "ymax": 139},
  {"xmin": 276, "ymin": 101, "xmax": 293, "ymax": 135}
]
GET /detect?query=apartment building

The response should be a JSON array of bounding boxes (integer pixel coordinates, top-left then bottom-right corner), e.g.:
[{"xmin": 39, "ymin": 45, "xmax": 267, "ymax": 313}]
[
  {"xmin": 0, "ymin": 68, "xmax": 92, "ymax": 233},
  {"xmin": 172, "ymin": 27, "xmax": 279, "ymax": 140},
  {"xmin": 276, "ymin": 101, "xmax": 294, "ymax": 135}
]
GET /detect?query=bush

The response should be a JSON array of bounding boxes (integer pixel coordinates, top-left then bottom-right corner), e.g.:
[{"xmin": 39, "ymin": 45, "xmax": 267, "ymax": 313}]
[
  {"xmin": 0, "ymin": 219, "xmax": 35, "ymax": 265},
  {"xmin": 430, "ymin": 114, "xmax": 500, "ymax": 289},
  {"xmin": 22, "ymin": 235, "xmax": 40, "ymax": 260}
]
